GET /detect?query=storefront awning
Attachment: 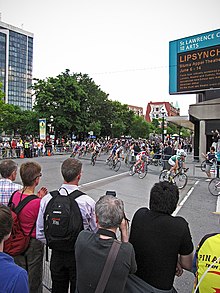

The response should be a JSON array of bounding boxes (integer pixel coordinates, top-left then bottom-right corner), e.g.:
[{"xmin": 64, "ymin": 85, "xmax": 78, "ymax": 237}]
[{"xmin": 166, "ymin": 116, "xmax": 194, "ymax": 131}]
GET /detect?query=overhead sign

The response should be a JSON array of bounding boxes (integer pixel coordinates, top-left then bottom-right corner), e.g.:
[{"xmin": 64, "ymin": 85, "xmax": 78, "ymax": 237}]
[{"xmin": 169, "ymin": 29, "xmax": 220, "ymax": 94}]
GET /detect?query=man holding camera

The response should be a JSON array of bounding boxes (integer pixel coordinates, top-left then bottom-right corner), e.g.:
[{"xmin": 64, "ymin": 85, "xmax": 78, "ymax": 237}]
[{"xmin": 75, "ymin": 194, "xmax": 137, "ymax": 293}]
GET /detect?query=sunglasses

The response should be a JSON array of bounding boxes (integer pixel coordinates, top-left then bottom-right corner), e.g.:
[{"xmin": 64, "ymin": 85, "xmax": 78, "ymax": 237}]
[{"xmin": 33, "ymin": 172, "xmax": 42, "ymax": 181}]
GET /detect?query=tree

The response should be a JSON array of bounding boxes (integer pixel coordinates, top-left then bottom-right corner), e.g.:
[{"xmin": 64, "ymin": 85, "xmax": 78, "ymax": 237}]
[
  {"xmin": 130, "ymin": 115, "xmax": 150, "ymax": 139},
  {"xmin": 32, "ymin": 70, "xmax": 86, "ymax": 137},
  {"xmin": 71, "ymin": 73, "xmax": 109, "ymax": 138}
]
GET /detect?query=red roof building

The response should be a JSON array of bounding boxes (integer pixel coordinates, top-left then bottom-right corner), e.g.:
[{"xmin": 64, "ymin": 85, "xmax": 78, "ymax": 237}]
[
  {"xmin": 145, "ymin": 101, "xmax": 180, "ymax": 122},
  {"xmin": 127, "ymin": 105, "xmax": 144, "ymax": 117}
]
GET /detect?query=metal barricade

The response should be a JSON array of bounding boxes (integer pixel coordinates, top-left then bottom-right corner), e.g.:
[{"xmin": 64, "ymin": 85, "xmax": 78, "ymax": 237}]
[{"xmin": 43, "ymin": 246, "xmax": 52, "ymax": 292}]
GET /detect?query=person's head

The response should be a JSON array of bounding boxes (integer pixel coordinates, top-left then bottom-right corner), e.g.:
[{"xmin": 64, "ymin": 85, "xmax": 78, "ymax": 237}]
[
  {"xmin": 20, "ymin": 161, "xmax": 42, "ymax": 188},
  {"xmin": 95, "ymin": 195, "xmax": 125, "ymax": 229},
  {"xmin": 149, "ymin": 181, "xmax": 179, "ymax": 215},
  {"xmin": 0, "ymin": 160, "xmax": 18, "ymax": 181},
  {"xmin": 0, "ymin": 205, "xmax": 13, "ymax": 243},
  {"xmin": 210, "ymin": 146, "xmax": 215, "ymax": 152},
  {"xmin": 61, "ymin": 158, "xmax": 82, "ymax": 183},
  {"xmin": 180, "ymin": 150, "xmax": 187, "ymax": 158}
]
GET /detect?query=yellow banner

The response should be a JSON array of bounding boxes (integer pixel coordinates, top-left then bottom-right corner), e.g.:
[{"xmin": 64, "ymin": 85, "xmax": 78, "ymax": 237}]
[{"xmin": 39, "ymin": 119, "xmax": 46, "ymax": 141}]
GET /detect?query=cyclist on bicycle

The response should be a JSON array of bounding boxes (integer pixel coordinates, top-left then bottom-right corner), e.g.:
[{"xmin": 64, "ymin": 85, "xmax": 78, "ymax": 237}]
[
  {"xmin": 168, "ymin": 150, "xmax": 186, "ymax": 175},
  {"xmin": 106, "ymin": 142, "xmax": 118, "ymax": 162},
  {"xmin": 134, "ymin": 146, "xmax": 148, "ymax": 169},
  {"xmin": 92, "ymin": 142, "xmax": 100, "ymax": 156}
]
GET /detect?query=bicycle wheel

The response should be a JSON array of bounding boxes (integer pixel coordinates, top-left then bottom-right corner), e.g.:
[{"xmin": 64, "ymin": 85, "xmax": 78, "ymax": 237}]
[
  {"xmin": 129, "ymin": 164, "xmax": 136, "ymax": 176},
  {"xmin": 174, "ymin": 173, "xmax": 187, "ymax": 189},
  {"xmin": 138, "ymin": 162, "xmax": 148, "ymax": 179},
  {"xmin": 108, "ymin": 159, "xmax": 114, "ymax": 169},
  {"xmin": 201, "ymin": 160, "xmax": 206, "ymax": 172},
  {"xmin": 114, "ymin": 160, "xmax": 121, "ymax": 172},
  {"xmin": 91, "ymin": 155, "xmax": 95, "ymax": 166},
  {"xmin": 208, "ymin": 178, "xmax": 220, "ymax": 196},
  {"xmin": 124, "ymin": 155, "xmax": 131, "ymax": 168},
  {"xmin": 159, "ymin": 170, "xmax": 169, "ymax": 182}
]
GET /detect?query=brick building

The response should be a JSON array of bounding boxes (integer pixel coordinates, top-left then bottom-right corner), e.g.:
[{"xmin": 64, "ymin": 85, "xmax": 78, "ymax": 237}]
[{"xmin": 145, "ymin": 101, "xmax": 180, "ymax": 122}]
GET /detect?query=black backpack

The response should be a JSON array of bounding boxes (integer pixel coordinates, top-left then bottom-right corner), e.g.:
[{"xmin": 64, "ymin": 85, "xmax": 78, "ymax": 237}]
[{"xmin": 44, "ymin": 189, "xmax": 84, "ymax": 252}]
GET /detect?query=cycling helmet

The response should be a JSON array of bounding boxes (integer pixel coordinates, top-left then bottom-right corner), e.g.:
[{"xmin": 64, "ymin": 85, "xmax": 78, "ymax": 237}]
[{"xmin": 180, "ymin": 150, "xmax": 186, "ymax": 157}]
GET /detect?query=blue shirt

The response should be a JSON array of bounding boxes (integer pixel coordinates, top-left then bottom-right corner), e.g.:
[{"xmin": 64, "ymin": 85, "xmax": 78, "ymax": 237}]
[{"xmin": 0, "ymin": 252, "xmax": 29, "ymax": 293}]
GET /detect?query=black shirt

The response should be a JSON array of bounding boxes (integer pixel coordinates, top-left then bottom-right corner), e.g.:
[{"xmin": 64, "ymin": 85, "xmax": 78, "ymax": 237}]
[
  {"xmin": 129, "ymin": 208, "xmax": 193, "ymax": 290},
  {"xmin": 75, "ymin": 230, "xmax": 137, "ymax": 293}
]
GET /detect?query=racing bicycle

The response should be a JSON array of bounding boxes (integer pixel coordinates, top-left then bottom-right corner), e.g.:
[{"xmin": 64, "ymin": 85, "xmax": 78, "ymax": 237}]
[
  {"xmin": 91, "ymin": 152, "xmax": 98, "ymax": 166},
  {"xmin": 208, "ymin": 177, "xmax": 220, "ymax": 196},
  {"xmin": 107, "ymin": 157, "xmax": 121, "ymax": 172},
  {"xmin": 159, "ymin": 167, "xmax": 189, "ymax": 189},
  {"xmin": 129, "ymin": 160, "xmax": 148, "ymax": 179}
]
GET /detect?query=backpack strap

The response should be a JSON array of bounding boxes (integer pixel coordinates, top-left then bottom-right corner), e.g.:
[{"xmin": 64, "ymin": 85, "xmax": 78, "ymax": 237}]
[
  {"xmin": 50, "ymin": 189, "xmax": 85, "ymax": 199},
  {"xmin": 8, "ymin": 190, "xmax": 19, "ymax": 207},
  {"xmin": 94, "ymin": 240, "xmax": 121, "ymax": 293},
  {"xmin": 69, "ymin": 190, "xmax": 85, "ymax": 199},
  {"xmin": 14, "ymin": 194, "xmax": 38, "ymax": 214}
]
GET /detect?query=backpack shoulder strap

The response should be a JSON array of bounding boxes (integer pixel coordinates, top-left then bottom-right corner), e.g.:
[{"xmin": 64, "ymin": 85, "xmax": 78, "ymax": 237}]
[
  {"xmin": 50, "ymin": 190, "xmax": 60, "ymax": 197},
  {"xmin": 8, "ymin": 190, "xmax": 19, "ymax": 207},
  {"xmin": 49, "ymin": 189, "xmax": 85, "ymax": 200},
  {"xmin": 69, "ymin": 190, "xmax": 85, "ymax": 200},
  {"xmin": 14, "ymin": 194, "xmax": 38, "ymax": 214}
]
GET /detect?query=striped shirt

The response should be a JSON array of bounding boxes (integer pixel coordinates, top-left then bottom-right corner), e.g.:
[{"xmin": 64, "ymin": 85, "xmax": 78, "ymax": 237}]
[{"xmin": 0, "ymin": 179, "xmax": 23, "ymax": 205}]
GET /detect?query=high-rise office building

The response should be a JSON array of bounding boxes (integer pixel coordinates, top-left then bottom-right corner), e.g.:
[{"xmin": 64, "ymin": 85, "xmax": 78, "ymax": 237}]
[{"xmin": 0, "ymin": 19, "xmax": 33, "ymax": 110}]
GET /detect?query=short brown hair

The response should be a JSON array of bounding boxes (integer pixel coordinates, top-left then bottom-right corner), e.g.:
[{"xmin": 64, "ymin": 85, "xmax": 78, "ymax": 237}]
[
  {"xmin": 20, "ymin": 161, "xmax": 41, "ymax": 187},
  {"xmin": 61, "ymin": 158, "xmax": 82, "ymax": 183}
]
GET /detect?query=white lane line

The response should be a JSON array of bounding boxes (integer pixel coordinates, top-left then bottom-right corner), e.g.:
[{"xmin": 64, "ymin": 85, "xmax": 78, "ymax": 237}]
[
  {"xmin": 80, "ymin": 171, "xmax": 128, "ymax": 187},
  {"xmin": 216, "ymin": 194, "xmax": 220, "ymax": 213},
  {"xmin": 173, "ymin": 180, "xmax": 199, "ymax": 216}
]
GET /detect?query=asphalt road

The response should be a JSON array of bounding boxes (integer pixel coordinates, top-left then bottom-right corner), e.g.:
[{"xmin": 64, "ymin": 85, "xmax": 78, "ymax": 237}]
[{"xmin": 13, "ymin": 153, "xmax": 220, "ymax": 293}]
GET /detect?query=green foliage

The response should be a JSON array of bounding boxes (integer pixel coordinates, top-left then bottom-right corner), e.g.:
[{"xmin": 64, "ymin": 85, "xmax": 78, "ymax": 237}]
[
  {"xmin": 0, "ymin": 71, "xmax": 191, "ymax": 140},
  {"xmin": 32, "ymin": 70, "xmax": 85, "ymax": 136},
  {"xmin": 130, "ymin": 115, "xmax": 150, "ymax": 139}
]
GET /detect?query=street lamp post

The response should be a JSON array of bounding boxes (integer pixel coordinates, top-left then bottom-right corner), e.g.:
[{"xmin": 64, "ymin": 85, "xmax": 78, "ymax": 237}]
[
  {"xmin": 110, "ymin": 123, "xmax": 113, "ymax": 139},
  {"xmin": 50, "ymin": 115, "xmax": 54, "ymax": 150},
  {"xmin": 161, "ymin": 109, "xmax": 165, "ymax": 144}
]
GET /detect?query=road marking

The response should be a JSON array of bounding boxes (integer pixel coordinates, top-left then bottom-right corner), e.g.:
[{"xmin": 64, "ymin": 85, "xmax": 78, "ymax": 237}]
[
  {"xmin": 173, "ymin": 180, "xmax": 199, "ymax": 216},
  {"xmin": 216, "ymin": 194, "xmax": 220, "ymax": 213},
  {"xmin": 80, "ymin": 171, "xmax": 128, "ymax": 188}
]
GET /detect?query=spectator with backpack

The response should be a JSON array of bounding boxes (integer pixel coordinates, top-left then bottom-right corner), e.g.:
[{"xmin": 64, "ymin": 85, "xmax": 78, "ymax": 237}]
[
  {"xmin": 0, "ymin": 159, "xmax": 22, "ymax": 206},
  {"xmin": 36, "ymin": 158, "xmax": 97, "ymax": 293},
  {"xmin": 8, "ymin": 161, "xmax": 47, "ymax": 293},
  {"xmin": 0, "ymin": 204, "xmax": 29, "ymax": 293}
]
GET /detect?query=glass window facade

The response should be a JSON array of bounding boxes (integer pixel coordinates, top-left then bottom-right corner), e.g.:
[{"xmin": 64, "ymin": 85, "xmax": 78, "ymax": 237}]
[
  {"xmin": 0, "ymin": 23, "xmax": 33, "ymax": 110},
  {"xmin": 0, "ymin": 32, "xmax": 6, "ymax": 92}
]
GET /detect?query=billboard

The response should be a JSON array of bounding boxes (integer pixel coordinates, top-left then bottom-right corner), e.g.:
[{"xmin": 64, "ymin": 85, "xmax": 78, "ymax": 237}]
[{"xmin": 169, "ymin": 29, "xmax": 220, "ymax": 94}]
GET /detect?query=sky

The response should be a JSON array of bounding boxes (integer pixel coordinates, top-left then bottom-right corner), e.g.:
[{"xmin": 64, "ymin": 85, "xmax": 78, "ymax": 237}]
[{"xmin": 0, "ymin": 0, "xmax": 219, "ymax": 115}]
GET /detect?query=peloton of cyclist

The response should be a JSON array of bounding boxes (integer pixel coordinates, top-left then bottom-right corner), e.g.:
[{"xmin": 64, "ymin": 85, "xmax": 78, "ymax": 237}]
[{"xmin": 168, "ymin": 150, "xmax": 186, "ymax": 175}]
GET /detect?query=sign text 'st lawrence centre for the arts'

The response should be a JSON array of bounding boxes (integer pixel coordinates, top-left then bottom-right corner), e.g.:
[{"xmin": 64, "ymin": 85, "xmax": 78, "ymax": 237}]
[{"xmin": 169, "ymin": 29, "xmax": 220, "ymax": 94}]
